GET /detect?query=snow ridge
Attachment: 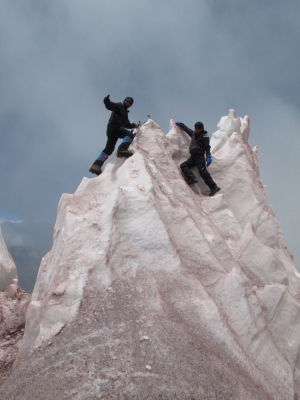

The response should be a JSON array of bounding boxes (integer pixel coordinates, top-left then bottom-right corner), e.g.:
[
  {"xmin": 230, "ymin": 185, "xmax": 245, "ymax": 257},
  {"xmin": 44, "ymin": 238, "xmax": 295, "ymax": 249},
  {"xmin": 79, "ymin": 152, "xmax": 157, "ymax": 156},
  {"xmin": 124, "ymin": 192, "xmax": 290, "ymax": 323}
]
[{"xmin": 1, "ymin": 111, "xmax": 300, "ymax": 399}]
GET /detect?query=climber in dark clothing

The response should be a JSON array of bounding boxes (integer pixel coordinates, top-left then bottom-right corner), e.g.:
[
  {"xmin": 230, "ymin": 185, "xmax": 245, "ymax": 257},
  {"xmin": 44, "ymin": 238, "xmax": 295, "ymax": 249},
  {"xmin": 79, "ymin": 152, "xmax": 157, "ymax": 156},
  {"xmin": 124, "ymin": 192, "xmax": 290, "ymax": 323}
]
[
  {"xmin": 176, "ymin": 121, "xmax": 220, "ymax": 196},
  {"xmin": 89, "ymin": 95, "xmax": 140, "ymax": 175}
]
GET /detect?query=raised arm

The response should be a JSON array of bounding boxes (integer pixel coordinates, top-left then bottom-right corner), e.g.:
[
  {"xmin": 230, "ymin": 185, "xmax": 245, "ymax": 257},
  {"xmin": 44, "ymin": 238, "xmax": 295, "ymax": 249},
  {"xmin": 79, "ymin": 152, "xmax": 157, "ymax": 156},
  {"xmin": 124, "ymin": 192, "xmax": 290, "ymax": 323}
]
[
  {"xmin": 103, "ymin": 95, "xmax": 120, "ymax": 112},
  {"xmin": 175, "ymin": 122, "xmax": 193, "ymax": 138}
]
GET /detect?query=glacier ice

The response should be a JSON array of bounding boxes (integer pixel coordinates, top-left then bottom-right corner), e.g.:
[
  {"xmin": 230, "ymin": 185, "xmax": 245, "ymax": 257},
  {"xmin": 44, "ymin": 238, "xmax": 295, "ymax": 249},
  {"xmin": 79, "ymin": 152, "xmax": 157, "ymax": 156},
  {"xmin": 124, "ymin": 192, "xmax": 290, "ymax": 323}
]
[
  {"xmin": 0, "ymin": 230, "xmax": 17, "ymax": 291},
  {"xmin": 1, "ymin": 111, "xmax": 300, "ymax": 399}
]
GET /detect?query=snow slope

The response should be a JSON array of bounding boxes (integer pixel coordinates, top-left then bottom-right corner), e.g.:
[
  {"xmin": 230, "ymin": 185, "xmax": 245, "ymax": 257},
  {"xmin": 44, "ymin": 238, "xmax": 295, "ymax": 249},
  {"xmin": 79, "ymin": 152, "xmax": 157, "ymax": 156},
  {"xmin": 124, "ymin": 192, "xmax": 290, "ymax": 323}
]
[
  {"xmin": 1, "ymin": 111, "xmax": 300, "ymax": 399},
  {"xmin": 0, "ymin": 230, "xmax": 17, "ymax": 291}
]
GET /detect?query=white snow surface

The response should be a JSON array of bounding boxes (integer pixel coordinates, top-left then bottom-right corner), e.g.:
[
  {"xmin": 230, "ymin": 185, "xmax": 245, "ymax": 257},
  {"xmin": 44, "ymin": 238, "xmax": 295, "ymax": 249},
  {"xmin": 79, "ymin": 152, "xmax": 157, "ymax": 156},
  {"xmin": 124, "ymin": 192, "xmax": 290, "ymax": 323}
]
[
  {"xmin": 2, "ymin": 110, "xmax": 300, "ymax": 399},
  {"xmin": 0, "ymin": 229, "xmax": 17, "ymax": 291}
]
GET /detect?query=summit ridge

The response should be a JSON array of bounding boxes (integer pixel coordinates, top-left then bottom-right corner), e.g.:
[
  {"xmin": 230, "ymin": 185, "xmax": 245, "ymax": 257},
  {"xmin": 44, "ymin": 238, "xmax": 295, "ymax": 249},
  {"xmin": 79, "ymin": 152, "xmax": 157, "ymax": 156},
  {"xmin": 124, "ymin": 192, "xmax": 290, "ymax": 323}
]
[{"xmin": 1, "ymin": 111, "xmax": 299, "ymax": 399}]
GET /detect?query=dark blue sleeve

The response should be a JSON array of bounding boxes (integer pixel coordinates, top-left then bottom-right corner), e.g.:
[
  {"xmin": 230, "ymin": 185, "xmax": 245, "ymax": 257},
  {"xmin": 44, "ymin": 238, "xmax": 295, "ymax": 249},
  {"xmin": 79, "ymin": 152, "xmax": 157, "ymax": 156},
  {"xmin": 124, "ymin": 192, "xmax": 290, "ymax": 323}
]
[
  {"xmin": 103, "ymin": 98, "xmax": 120, "ymax": 112},
  {"xmin": 203, "ymin": 136, "xmax": 211, "ymax": 156},
  {"xmin": 181, "ymin": 124, "xmax": 193, "ymax": 138}
]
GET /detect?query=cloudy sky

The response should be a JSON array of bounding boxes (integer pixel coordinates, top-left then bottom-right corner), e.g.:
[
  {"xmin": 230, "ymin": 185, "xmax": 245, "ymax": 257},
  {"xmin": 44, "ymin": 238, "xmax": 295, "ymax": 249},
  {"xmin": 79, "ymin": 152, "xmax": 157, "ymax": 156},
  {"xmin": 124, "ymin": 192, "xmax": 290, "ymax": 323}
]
[{"xmin": 1, "ymin": 0, "xmax": 299, "ymax": 292}]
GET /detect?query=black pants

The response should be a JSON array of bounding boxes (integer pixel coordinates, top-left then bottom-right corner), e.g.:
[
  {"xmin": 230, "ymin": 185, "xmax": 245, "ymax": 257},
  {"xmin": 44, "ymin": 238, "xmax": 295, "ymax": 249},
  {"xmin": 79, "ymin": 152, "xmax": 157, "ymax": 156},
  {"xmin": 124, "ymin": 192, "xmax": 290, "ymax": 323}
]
[
  {"xmin": 180, "ymin": 153, "xmax": 216, "ymax": 189},
  {"xmin": 102, "ymin": 124, "xmax": 134, "ymax": 155}
]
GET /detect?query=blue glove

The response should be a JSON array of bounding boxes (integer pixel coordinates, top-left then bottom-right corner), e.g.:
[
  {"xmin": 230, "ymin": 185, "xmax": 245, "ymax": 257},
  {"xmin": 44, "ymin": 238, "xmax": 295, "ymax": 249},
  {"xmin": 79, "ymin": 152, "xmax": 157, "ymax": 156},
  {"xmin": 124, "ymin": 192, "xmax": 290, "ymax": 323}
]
[
  {"xmin": 206, "ymin": 155, "xmax": 212, "ymax": 167},
  {"xmin": 176, "ymin": 122, "xmax": 183, "ymax": 127}
]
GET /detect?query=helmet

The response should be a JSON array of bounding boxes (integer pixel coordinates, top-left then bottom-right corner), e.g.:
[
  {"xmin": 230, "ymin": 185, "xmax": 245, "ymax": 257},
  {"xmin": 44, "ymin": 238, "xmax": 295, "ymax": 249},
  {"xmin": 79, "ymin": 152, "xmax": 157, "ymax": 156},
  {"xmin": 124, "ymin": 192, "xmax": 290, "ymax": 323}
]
[
  {"xmin": 124, "ymin": 97, "xmax": 134, "ymax": 106},
  {"xmin": 194, "ymin": 121, "xmax": 204, "ymax": 129}
]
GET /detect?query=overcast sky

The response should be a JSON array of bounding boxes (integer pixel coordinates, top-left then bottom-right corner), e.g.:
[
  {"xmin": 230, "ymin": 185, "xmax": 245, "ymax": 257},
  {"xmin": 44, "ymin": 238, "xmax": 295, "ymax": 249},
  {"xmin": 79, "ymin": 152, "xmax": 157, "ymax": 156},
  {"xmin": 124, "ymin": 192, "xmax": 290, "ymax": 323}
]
[{"xmin": 1, "ymin": 0, "xmax": 299, "ymax": 292}]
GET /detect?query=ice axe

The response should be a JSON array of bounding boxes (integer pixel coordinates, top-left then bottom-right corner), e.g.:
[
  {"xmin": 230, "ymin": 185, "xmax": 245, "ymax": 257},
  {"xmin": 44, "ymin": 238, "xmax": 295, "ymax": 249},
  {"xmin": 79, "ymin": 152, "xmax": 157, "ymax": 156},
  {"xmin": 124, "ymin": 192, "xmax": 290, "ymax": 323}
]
[{"xmin": 132, "ymin": 115, "xmax": 151, "ymax": 137}]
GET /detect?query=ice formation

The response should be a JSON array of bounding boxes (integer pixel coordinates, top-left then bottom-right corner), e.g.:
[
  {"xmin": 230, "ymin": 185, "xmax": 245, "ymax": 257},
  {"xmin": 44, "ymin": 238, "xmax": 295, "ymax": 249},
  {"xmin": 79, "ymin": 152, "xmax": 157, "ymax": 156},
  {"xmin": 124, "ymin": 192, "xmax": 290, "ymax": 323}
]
[
  {"xmin": 1, "ymin": 110, "xmax": 300, "ymax": 399},
  {"xmin": 0, "ymin": 231, "xmax": 31, "ymax": 383},
  {"xmin": 0, "ymin": 230, "xmax": 17, "ymax": 291}
]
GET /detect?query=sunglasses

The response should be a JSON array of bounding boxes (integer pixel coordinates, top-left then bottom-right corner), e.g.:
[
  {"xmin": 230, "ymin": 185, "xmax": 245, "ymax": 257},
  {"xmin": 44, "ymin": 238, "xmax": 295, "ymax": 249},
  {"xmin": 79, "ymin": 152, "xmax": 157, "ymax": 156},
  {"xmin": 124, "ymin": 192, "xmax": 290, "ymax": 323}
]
[{"xmin": 195, "ymin": 125, "xmax": 202, "ymax": 129}]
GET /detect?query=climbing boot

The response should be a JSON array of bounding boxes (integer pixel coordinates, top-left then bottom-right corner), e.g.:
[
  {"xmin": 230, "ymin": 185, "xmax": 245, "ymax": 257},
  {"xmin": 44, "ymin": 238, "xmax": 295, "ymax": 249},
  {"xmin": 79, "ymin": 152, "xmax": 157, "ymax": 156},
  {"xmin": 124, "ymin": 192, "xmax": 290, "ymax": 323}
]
[
  {"xmin": 116, "ymin": 150, "xmax": 134, "ymax": 158},
  {"xmin": 209, "ymin": 186, "xmax": 220, "ymax": 196},
  {"xmin": 89, "ymin": 154, "xmax": 108, "ymax": 176},
  {"xmin": 89, "ymin": 163, "xmax": 102, "ymax": 176},
  {"xmin": 89, "ymin": 154, "xmax": 108, "ymax": 175}
]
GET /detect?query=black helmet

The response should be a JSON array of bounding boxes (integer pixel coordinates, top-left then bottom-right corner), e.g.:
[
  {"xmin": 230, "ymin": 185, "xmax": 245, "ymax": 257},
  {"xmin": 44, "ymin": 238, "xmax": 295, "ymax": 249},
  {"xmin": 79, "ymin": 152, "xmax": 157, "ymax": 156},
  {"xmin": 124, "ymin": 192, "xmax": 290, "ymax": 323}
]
[
  {"xmin": 124, "ymin": 97, "xmax": 134, "ymax": 106},
  {"xmin": 194, "ymin": 121, "xmax": 204, "ymax": 129}
]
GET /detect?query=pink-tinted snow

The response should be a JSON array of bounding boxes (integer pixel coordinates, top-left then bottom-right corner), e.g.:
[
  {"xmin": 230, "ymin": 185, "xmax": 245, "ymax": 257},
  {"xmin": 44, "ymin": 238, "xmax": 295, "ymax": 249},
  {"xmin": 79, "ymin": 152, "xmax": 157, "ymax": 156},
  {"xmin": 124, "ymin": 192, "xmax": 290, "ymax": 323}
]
[
  {"xmin": 1, "ymin": 111, "xmax": 300, "ymax": 399},
  {"xmin": 0, "ymin": 231, "xmax": 31, "ymax": 384},
  {"xmin": 0, "ymin": 230, "xmax": 17, "ymax": 292}
]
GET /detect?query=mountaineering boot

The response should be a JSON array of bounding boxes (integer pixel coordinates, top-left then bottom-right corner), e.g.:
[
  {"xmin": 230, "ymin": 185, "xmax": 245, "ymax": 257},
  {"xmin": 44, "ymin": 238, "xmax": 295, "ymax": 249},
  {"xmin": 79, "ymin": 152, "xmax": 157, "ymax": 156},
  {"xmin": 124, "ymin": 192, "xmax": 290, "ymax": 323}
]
[
  {"xmin": 89, "ymin": 163, "xmax": 102, "ymax": 176},
  {"xmin": 89, "ymin": 153, "xmax": 108, "ymax": 176},
  {"xmin": 209, "ymin": 186, "xmax": 221, "ymax": 196},
  {"xmin": 116, "ymin": 150, "xmax": 134, "ymax": 158},
  {"xmin": 116, "ymin": 135, "xmax": 134, "ymax": 158}
]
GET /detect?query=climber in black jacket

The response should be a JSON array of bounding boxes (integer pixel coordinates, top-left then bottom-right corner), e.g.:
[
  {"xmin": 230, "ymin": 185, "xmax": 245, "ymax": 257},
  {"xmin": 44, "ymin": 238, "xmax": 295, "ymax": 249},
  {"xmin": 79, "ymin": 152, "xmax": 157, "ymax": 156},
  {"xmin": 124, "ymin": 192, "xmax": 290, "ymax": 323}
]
[
  {"xmin": 89, "ymin": 95, "xmax": 140, "ymax": 176},
  {"xmin": 176, "ymin": 121, "xmax": 220, "ymax": 196}
]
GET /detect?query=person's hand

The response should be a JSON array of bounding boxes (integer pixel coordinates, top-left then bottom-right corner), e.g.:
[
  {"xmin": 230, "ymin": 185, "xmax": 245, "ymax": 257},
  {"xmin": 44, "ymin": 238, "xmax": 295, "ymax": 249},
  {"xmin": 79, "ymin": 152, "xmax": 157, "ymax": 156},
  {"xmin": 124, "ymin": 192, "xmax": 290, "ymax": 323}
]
[
  {"xmin": 206, "ymin": 155, "xmax": 212, "ymax": 167},
  {"xmin": 176, "ymin": 122, "xmax": 183, "ymax": 127},
  {"xmin": 103, "ymin": 95, "xmax": 110, "ymax": 103}
]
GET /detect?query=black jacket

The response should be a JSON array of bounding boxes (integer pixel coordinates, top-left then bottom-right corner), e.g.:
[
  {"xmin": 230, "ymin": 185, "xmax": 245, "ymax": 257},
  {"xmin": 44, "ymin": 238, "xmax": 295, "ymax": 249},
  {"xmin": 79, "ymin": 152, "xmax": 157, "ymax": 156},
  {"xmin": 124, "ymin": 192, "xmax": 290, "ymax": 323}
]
[
  {"xmin": 104, "ymin": 97, "xmax": 136, "ymax": 129},
  {"xmin": 180, "ymin": 124, "xmax": 211, "ymax": 156}
]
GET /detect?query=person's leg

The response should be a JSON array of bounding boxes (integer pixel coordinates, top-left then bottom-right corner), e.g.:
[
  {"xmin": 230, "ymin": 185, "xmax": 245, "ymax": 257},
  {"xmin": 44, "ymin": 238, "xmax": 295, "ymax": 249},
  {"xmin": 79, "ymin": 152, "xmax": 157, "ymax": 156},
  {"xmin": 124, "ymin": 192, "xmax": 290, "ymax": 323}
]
[
  {"xmin": 102, "ymin": 126, "xmax": 120, "ymax": 155},
  {"xmin": 116, "ymin": 127, "xmax": 134, "ymax": 154},
  {"xmin": 180, "ymin": 157, "xmax": 198, "ymax": 183},
  {"xmin": 89, "ymin": 127, "xmax": 119, "ymax": 175},
  {"xmin": 195, "ymin": 155, "xmax": 220, "ymax": 195},
  {"xmin": 94, "ymin": 124, "xmax": 133, "ymax": 156}
]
